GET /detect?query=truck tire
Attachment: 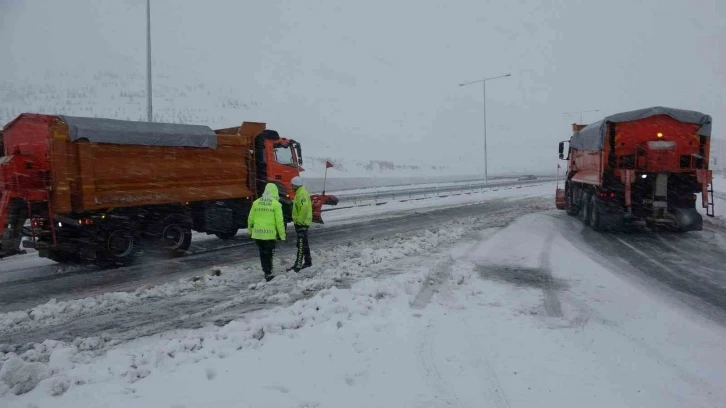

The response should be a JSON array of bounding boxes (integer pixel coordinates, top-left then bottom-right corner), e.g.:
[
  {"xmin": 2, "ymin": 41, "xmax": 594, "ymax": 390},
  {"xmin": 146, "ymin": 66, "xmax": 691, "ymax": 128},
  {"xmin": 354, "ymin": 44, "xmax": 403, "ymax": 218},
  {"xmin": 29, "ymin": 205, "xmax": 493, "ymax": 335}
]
[
  {"xmin": 215, "ymin": 230, "xmax": 238, "ymax": 240},
  {"xmin": 579, "ymin": 192, "xmax": 592, "ymax": 225},
  {"xmin": 589, "ymin": 196, "xmax": 602, "ymax": 231},
  {"xmin": 565, "ymin": 186, "xmax": 579, "ymax": 216},
  {"xmin": 161, "ymin": 221, "xmax": 192, "ymax": 254},
  {"xmin": 96, "ymin": 227, "xmax": 138, "ymax": 267}
]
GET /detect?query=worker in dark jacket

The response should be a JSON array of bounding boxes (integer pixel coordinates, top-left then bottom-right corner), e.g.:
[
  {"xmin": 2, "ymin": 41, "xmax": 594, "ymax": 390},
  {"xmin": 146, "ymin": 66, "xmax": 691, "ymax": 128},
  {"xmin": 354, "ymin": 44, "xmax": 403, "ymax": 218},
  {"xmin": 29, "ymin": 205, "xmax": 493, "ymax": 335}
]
[
  {"xmin": 248, "ymin": 183, "xmax": 286, "ymax": 281},
  {"xmin": 288, "ymin": 176, "xmax": 313, "ymax": 272}
]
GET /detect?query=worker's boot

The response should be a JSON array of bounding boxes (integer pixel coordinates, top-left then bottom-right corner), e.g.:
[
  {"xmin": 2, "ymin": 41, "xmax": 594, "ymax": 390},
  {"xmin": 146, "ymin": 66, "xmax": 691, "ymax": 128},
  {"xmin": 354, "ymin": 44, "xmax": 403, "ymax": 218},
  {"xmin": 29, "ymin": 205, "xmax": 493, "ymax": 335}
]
[{"xmin": 264, "ymin": 273, "xmax": 274, "ymax": 282}]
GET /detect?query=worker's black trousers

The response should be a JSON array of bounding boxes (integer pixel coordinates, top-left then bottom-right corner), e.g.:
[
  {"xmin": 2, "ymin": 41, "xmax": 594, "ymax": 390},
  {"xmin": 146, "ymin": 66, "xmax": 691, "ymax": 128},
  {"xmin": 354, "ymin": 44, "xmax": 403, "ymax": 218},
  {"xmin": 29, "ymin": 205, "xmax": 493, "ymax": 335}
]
[
  {"xmin": 293, "ymin": 225, "xmax": 312, "ymax": 269},
  {"xmin": 255, "ymin": 239, "xmax": 276, "ymax": 276}
]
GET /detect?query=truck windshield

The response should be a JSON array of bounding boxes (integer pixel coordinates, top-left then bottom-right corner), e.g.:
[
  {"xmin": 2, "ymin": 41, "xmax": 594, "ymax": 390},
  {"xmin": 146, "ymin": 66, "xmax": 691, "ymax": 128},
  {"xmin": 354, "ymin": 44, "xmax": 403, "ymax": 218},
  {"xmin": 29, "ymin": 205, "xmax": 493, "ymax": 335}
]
[{"xmin": 274, "ymin": 145, "xmax": 296, "ymax": 166}]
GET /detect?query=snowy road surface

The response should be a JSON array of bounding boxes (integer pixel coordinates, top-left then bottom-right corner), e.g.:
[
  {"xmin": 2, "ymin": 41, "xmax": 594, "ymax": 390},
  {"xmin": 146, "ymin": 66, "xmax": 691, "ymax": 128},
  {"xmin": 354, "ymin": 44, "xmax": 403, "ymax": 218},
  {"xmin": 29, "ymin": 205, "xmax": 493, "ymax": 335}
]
[
  {"xmin": 2, "ymin": 181, "xmax": 726, "ymax": 406},
  {"xmin": 0, "ymin": 182, "xmax": 553, "ymax": 313},
  {"xmin": 2, "ymin": 210, "xmax": 725, "ymax": 407},
  {"xmin": 0, "ymin": 196, "xmax": 552, "ymax": 345}
]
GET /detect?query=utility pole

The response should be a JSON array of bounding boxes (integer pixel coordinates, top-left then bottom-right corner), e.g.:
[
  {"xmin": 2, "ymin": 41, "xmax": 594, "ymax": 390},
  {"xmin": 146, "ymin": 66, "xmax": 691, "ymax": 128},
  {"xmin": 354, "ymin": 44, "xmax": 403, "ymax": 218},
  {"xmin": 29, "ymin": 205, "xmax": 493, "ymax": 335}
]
[
  {"xmin": 459, "ymin": 73, "xmax": 512, "ymax": 185},
  {"xmin": 146, "ymin": 0, "xmax": 153, "ymax": 122}
]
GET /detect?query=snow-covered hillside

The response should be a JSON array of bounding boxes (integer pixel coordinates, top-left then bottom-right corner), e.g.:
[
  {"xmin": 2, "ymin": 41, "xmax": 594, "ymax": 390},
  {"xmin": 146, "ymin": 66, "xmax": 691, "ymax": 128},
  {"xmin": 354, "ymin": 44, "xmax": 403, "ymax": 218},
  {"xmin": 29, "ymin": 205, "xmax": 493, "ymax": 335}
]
[
  {"xmin": 0, "ymin": 71, "xmax": 485, "ymax": 178},
  {"xmin": 0, "ymin": 70, "xmax": 551, "ymax": 179}
]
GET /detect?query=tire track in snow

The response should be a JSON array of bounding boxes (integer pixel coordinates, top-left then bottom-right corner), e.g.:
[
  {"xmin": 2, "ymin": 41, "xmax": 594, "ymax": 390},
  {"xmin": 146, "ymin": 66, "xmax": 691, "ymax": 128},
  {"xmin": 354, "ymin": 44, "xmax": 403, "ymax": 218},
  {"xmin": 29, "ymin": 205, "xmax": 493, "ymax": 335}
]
[
  {"xmin": 410, "ymin": 228, "xmax": 501, "ymax": 310},
  {"xmin": 552, "ymin": 213, "xmax": 726, "ymax": 325},
  {"xmin": 411, "ymin": 260, "xmax": 511, "ymax": 408},
  {"xmin": 416, "ymin": 321, "xmax": 467, "ymax": 408},
  {"xmin": 559, "ymin": 292, "xmax": 724, "ymax": 406},
  {"xmin": 409, "ymin": 256, "xmax": 455, "ymax": 310},
  {"xmin": 461, "ymin": 317, "xmax": 512, "ymax": 408},
  {"xmin": 539, "ymin": 230, "xmax": 563, "ymax": 318}
]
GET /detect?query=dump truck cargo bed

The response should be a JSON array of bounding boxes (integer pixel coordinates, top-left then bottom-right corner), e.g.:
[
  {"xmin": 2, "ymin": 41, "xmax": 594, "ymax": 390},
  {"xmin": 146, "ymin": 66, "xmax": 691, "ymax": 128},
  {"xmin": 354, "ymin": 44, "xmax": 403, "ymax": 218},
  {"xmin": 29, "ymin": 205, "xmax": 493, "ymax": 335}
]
[{"xmin": 20, "ymin": 115, "xmax": 259, "ymax": 214}]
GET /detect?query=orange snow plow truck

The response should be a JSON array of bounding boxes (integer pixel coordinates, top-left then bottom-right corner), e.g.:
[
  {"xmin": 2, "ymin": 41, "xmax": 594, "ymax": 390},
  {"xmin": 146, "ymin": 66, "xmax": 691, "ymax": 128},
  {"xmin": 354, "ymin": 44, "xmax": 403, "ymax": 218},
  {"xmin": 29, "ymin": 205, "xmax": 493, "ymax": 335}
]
[
  {"xmin": 555, "ymin": 106, "xmax": 714, "ymax": 232},
  {"xmin": 0, "ymin": 114, "xmax": 338, "ymax": 264}
]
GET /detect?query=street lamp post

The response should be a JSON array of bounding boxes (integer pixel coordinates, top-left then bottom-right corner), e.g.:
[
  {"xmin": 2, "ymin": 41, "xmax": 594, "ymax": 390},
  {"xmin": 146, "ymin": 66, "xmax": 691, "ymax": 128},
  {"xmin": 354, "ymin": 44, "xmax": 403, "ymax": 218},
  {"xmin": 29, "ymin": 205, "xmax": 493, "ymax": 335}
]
[
  {"xmin": 459, "ymin": 73, "xmax": 511, "ymax": 185},
  {"xmin": 146, "ymin": 0, "xmax": 153, "ymax": 122},
  {"xmin": 563, "ymin": 109, "xmax": 599, "ymax": 124}
]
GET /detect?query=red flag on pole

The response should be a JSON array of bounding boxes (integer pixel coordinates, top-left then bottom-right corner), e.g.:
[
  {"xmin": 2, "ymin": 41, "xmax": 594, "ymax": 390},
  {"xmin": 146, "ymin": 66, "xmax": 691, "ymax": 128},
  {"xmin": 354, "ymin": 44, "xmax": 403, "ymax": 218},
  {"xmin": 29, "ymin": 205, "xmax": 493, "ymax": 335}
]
[{"xmin": 322, "ymin": 161, "xmax": 333, "ymax": 195}]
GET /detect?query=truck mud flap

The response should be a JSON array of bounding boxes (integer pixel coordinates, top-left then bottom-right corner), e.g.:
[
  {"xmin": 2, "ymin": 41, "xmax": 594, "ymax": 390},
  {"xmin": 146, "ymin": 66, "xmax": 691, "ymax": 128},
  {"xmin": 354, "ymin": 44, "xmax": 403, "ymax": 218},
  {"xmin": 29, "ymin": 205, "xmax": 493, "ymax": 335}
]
[
  {"xmin": 205, "ymin": 206, "xmax": 235, "ymax": 233},
  {"xmin": 671, "ymin": 207, "xmax": 703, "ymax": 232},
  {"xmin": 0, "ymin": 196, "xmax": 28, "ymax": 258},
  {"xmin": 599, "ymin": 212, "xmax": 626, "ymax": 231}
]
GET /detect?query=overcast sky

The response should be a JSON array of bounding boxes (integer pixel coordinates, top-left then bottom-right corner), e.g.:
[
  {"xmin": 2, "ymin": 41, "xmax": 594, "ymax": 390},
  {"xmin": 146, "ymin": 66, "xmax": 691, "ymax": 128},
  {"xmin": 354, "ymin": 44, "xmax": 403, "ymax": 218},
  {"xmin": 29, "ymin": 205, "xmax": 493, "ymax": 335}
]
[{"xmin": 1, "ymin": 0, "xmax": 724, "ymax": 174}]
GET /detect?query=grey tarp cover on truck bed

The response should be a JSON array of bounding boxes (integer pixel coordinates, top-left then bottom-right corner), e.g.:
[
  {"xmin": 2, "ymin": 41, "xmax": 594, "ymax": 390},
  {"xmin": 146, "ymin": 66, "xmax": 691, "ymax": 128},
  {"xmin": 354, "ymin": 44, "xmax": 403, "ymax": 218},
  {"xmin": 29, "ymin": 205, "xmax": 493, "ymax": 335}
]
[
  {"xmin": 569, "ymin": 106, "xmax": 712, "ymax": 151},
  {"xmin": 60, "ymin": 116, "xmax": 217, "ymax": 148}
]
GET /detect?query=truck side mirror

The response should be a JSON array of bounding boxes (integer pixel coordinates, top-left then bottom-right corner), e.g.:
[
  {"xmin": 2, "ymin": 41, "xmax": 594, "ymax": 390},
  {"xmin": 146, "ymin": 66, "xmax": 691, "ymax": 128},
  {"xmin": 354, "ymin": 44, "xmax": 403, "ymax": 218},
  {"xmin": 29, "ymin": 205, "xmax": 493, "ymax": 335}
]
[
  {"xmin": 558, "ymin": 142, "xmax": 565, "ymax": 160},
  {"xmin": 290, "ymin": 140, "xmax": 303, "ymax": 166}
]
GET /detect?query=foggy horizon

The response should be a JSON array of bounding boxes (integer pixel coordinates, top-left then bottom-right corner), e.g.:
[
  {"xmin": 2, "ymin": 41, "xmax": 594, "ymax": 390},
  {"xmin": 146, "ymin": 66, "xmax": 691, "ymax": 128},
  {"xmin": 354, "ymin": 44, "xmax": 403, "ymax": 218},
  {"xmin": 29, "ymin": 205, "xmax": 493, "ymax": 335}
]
[{"xmin": 1, "ymin": 0, "xmax": 724, "ymax": 175}]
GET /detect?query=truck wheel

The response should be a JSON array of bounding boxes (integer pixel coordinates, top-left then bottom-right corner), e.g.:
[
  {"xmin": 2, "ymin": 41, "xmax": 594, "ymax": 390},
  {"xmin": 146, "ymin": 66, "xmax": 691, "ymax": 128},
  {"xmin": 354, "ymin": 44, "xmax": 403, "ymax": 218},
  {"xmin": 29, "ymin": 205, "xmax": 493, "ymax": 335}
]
[
  {"xmin": 97, "ymin": 227, "xmax": 137, "ymax": 267},
  {"xmin": 579, "ymin": 192, "xmax": 592, "ymax": 225},
  {"xmin": 215, "ymin": 230, "xmax": 238, "ymax": 240},
  {"xmin": 589, "ymin": 196, "xmax": 602, "ymax": 231},
  {"xmin": 565, "ymin": 188, "xmax": 579, "ymax": 216},
  {"xmin": 161, "ymin": 222, "xmax": 192, "ymax": 253}
]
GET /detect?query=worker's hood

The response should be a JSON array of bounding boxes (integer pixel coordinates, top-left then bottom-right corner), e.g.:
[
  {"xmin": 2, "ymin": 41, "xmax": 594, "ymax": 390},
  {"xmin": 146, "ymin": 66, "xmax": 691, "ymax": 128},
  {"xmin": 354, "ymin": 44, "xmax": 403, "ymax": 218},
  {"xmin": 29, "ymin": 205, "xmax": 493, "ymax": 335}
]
[{"xmin": 262, "ymin": 183, "xmax": 279, "ymax": 200}]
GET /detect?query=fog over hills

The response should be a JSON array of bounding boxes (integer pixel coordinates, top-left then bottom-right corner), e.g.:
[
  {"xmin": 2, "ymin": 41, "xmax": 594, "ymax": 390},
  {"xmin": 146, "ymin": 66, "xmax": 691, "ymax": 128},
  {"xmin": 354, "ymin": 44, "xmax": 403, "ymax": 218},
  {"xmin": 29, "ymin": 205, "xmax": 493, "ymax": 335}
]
[{"xmin": 1, "ymin": 0, "xmax": 723, "ymax": 178}]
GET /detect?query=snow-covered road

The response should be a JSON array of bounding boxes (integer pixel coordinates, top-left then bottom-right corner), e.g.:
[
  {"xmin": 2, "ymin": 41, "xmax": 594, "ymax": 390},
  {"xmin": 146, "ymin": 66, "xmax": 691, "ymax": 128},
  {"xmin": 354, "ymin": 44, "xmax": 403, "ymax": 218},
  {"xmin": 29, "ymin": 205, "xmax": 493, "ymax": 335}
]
[
  {"xmin": 0, "ymin": 182, "xmax": 553, "ymax": 313},
  {"xmin": 0, "ymin": 196, "xmax": 553, "ymax": 345},
  {"xmin": 2, "ymin": 210, "xmax": 726, "ymax": 407}
]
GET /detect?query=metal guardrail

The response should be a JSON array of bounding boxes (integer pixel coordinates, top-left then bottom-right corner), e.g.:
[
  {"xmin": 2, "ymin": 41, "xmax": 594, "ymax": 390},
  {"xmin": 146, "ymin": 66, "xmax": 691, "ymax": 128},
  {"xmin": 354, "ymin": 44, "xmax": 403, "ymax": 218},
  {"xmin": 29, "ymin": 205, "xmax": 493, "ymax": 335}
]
[{"xmin": 322, "ymin": 178, "xmax": 555, "ymax": 212}]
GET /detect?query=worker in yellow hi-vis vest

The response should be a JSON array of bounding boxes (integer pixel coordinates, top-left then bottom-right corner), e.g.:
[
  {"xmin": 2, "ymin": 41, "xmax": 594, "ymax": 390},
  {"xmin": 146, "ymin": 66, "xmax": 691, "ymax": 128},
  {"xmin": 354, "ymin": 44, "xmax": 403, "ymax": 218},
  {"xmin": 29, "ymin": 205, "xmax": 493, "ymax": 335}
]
[
  {"xmin": 247, "ymin": 183, "xmax": 286, "ymax": 281},
  {"xmin": 287, "ymin": 176, "xmax": 313, "ymax": 272}
]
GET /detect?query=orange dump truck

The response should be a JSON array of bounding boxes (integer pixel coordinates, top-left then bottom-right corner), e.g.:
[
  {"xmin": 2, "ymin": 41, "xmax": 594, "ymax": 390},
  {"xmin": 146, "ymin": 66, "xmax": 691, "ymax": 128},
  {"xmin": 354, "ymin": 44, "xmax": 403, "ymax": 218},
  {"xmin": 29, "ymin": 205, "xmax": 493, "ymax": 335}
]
[
  {"xmin": 0, "ymin": 114, "xmax": 337, "ymax": 264},
  {"xmin": 555, "ymin": 106, "xmax": 714, "ymax": 231}
]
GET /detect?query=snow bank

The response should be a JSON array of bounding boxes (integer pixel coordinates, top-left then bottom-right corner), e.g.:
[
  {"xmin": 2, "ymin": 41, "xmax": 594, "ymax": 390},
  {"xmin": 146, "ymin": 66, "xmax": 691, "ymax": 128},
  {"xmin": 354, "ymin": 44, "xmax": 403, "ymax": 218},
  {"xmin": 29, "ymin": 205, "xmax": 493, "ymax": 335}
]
[
  {"xmin": 324, "ymin": 180, "xmax": 556, "ymax": 225},
  {"xmin": 0, "ymin": 358, "xmax": 49, "ymax": 396},
  {"xmin": 0, "ymin": 266, "xmax": 256, "ymax": 337},
  {"xmin": 330, "ymin": 177, "xmax": 523, "ymax": 197},
  {"xmin": 0, "ymin": 269, "xmax": 432, "ymax": 404}
]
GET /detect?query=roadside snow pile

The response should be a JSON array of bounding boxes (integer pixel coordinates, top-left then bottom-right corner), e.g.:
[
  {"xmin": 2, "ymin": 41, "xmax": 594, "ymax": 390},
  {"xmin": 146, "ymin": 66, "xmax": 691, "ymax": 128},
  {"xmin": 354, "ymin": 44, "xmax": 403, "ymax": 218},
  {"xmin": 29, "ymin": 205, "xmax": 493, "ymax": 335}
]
[
  {"xmin": 323, "ymin": 181, "xmax": 556, "ymax": 224},
  {"xmin": 0, "ymin": 270, "xmax": 430, "ymax": 400},
  {"xmin": 0, "ymin": 266, "xmax": 255, "ymax": 336}
]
